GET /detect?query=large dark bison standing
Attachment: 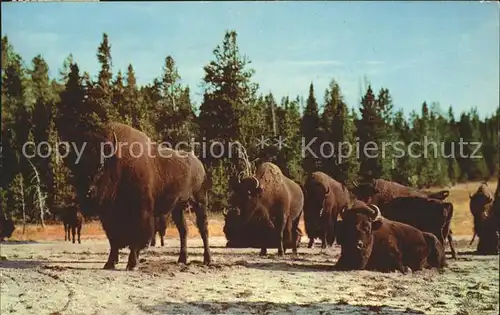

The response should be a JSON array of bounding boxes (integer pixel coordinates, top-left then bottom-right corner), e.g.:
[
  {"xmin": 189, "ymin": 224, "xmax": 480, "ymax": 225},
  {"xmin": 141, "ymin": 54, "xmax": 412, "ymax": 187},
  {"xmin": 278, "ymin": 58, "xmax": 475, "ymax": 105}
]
[
  {"xmin": 61, "ymin": 205, "xmax": 84, "ymax": 244},
  {"xmin": 83, "ymin": 122, "xmax": 211, "ymax": 270},
  {"xmin": 229, "ymin": 162, "xmax": 303, "ymax": 256},
  {"xmin": 469, "ymin": 181, "xmax": 498, "ymax": 255},
  {"xmin": 0, "ymin": 213, "xmax": 15, "ymax": 242},
  {"xmin": 302, "ymin": 171, "xmax": 349, "ymax": 248},
  {"xmin": 335, "ymin": 201, "xmax": 446, "ymax": 272},
  {"xmin": 351, "ymin": 178, "xmax": 450, "ymax": 205},
  {"xmin": 381, "ymin": 196, "xmax": 457, "ymax": 259},
  {"xmin": 223, "ymin": 207, "xmax": 303, "ymax": 249}
]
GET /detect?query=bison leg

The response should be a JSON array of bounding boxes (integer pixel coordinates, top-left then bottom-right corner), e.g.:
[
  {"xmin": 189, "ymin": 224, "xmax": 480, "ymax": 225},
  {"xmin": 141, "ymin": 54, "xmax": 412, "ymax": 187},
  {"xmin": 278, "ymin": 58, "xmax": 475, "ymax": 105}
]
[
  {"xmin": 126, "ymin": 246, "xmax": 139, "ymax": 271},
  {"xmin": 150, "ymin": 232, "xmax": 156, "ymax": 247},
  {"xmin": 321, "ymin": 232, "xmax": 327, "ymax": 249},
  {"xmin": 307, "ymin": 238, "xmax": 314, "ymax": 248},
  {"xmin": 77, "ymin": 225, "xmax": 81, "ymax": 244},
  {"xmin": 276, "ymin": 215, "xmax": 286, "ymax": 256},
  {"xmin": 469, "ymin": 233, "xmax": 476, "ymax": 246},
  {"xmin": 291, "ymin": 224, "xmax": 298, "ymax": 256},
  {"xmin": 172, "ymin": 203, "xmax": 188, "ymax": 264},
  {"xmin": 160, "ymin": 232, "xmax": 165, "ymax": 247},
  {"xmin": 192, "ymin": 201, "xmax": 212, "ymax": 265},
  {"xmin": 103, "ymin": 246, "xmax": 119, "ymax": 270},
  {"xmin": 71, "ymin": 225, "xmax": 76, "ymax": 244},
  {"xmin": 447, "ymin": 230, "xmax": 457, "ymax": 259}
]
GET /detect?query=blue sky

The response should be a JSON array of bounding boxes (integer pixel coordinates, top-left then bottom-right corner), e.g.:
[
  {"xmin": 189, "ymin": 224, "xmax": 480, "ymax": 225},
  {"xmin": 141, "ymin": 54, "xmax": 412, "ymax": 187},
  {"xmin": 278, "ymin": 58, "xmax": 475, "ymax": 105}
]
[{"xmin": 2, "ymin": 1, "xmax": 498, "ymax": 118}]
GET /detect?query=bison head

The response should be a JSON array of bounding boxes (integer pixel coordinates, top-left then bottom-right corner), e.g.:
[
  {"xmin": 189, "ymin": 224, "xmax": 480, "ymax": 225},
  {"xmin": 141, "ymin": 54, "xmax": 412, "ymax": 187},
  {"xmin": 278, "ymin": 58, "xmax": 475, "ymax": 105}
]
[
  {"xmin": 469, "ymin": 188, "xmax": 494, "ymax": 218},
  {"xmin": 303, "ymin": 181, "xmax": 330, "ymax": 239},
  {"xmin": 84, "ymin": 131, "xmax": 119, "ymax": 211},
  {"xmin": 229, "ymin": 172, "xmax": 264, "ymax": 221},
  {"xmin": 351, "ymin": 179, "xmax": 379, "ymax": 204},
  {"xmin": 337, "ymin": 201, "xmax": 382, "ymax": 269}
]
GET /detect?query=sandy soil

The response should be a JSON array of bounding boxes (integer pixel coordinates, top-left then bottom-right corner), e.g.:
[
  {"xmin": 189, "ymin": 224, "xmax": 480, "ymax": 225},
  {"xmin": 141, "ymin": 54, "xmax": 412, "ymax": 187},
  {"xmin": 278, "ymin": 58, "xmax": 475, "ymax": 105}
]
[{"xmin": 0, "ymin": 236, "xmax": 498, "ymax": 315}]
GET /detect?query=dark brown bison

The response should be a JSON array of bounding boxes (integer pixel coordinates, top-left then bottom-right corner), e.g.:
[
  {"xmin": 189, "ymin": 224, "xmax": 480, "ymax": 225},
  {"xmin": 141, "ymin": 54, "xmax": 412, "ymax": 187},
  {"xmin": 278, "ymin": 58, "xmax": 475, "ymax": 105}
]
[
  {"xmin": 351, "ymin": 178, "xmax": 450, "ymax": 205},
  {"xmin": 150, "ymin": 214, "xmax": 168, "ymax": 247},
  {"xmin": 223, "ymin": 207, "xmax": 303, "ymax": 249},
  {"xmin": 0, "ymin": 213, "xmax": 15, "ymax": 242},
  {"xmin": 303, "ymin": 171, "xmax": 349, "ymax": 248},
  {"xmin": 61, "ymin": 205, "xmax": 84, "ymax": 244},
  {"xmin": 381, "ymin": 196, "xmax": 457, "ymax": 259},
  {"xmin": 469, "ymin": 181, "xmax": 498, "ymax": 254},
  {"xmin": 229, "ymin": 162, "xmax": 303, "ymax": 256},
  {"xmin": 335, "ymin": 201, "xmax": 446, "ymax": 272},
  {"xmin": 83, "ymin": 122, "xmax": 211, "ymax": 270}
]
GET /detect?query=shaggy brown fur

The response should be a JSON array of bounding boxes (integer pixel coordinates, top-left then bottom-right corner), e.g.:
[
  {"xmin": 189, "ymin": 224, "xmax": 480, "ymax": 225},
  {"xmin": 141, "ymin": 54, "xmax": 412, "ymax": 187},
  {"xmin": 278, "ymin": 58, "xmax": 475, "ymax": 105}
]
[
  {"xmin": 381, "ymin": 196, "xmax": 456, "ymax": 259},
  {"xmin": 0, "ymin": 213, "xmax": 15, "ymax": 242},
  {"xmin": 223, "ymin": 208, "xmax": 303, "ymax": 249},
  {"xmin": 230, "ymin": 162, "xmax": 303, "ymax": 256},
  {"xmin": 84, "ymin": 122, "xmax": 211, "ymax": 270},
  {"xmin": 303, "ymin": 171, "xmax": 350, "ymax": 248},
  {"xmin": 352, "ymin": 179, "xmax": 450, "ymax": 205},
  {"xmin": 469, "ymin": 181, "xmax": 498, "ymax": 254},
  {"xmin": 60, "ymin": 206, "xmax": 84, "ymax": 244},
  {"xmin": 335, "ymin": 201, "xmax": 446, "ymax": 272}
]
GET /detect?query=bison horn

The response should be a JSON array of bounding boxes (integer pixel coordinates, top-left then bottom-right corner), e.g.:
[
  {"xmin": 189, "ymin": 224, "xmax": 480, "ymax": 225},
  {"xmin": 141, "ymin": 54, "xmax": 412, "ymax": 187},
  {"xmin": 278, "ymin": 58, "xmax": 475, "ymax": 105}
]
[
  {"xmin": 469, "ymin": 193, "xmax": 472, "ymax": 199},
  {"xmin": 367, "ymin": 204, "xmax": 381, "ymax": 221},
  {"xmin": 352, "ymin": 180, "xmax": 358, "ymax": 188},
  {"xmin": 325, "ymin": 185, "xmax": 330, "ymax": 195},
  {"xmin": 339, "ymin": 206, "xmax": 347, "ymax": 218},
  {"xmin": 223, "ymin": 208, "xmax": 228, "ymax": 217},
  {"xmin": 237, "ymin": 171, "xmax": 246, "ymax": 183},
  {"xmin": 251, "ymin": 176, "xmax": 260, "ymax": 189}
]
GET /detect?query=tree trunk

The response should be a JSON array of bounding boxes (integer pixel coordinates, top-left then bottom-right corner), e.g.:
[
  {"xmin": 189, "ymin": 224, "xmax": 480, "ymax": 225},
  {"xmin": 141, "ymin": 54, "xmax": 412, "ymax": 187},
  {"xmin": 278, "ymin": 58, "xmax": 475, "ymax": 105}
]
[
  {"xmin": 19, "ymin": 175, "xmax": 26, "ymax": 234},
  {"xmin": 28, "ymin": 159, "xmax": 46, "ymax": 229}
]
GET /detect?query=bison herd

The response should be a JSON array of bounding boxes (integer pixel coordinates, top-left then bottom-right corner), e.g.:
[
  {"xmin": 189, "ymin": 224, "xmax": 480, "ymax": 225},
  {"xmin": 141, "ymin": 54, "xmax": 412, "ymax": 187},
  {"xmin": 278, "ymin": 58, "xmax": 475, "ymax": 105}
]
[{"xmin": 1, "ymin": 122, "xmax": 499, "ymax": 274}]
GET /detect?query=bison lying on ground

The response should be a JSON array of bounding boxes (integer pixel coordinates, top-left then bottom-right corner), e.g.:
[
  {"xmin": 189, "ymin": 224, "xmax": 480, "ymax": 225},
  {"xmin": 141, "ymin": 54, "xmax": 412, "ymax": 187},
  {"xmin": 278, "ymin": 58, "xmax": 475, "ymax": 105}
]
[
  {"xmin": 0, "ymin": 213, "xmax": 15, "ymax": 242},
  {"xmin": 303, "ymin": 171, "xmax": 349, "ymax": 248},
  {"xmin": 230, "ymin": 162, "xmax": 303, "ymax": 256},
  {"xmin": 469, "ymin": 181, "xmax": 498, "ymax": 255},
  {"xmin": 335, "ymin": 201, "xmax": 446, "ymax": 272},
  {"xmin": 83, "ymin": 122, "xmax": 211, "ymax": 270},
  {"xmin": 223, "ymin": 207, "xmax": 303, "ymax": 249},
  {"xmin": 60, "ymin": 205, "xmax": 84, "ymax": 244},
  {"xmin": 381, "ymin": 196, "xmax": 456, "ymax": 259},
  {"xmin": 150, "ymin": 214, "xmax": 168, "ymax": 247}
]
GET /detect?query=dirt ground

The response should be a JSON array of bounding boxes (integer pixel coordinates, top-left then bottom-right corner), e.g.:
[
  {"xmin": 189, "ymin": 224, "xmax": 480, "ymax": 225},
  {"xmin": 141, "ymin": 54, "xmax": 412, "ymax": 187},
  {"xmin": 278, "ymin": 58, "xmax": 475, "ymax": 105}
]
[{"xmin": 0, "ymin": 235, "xmax": 498, "ymax": 315}]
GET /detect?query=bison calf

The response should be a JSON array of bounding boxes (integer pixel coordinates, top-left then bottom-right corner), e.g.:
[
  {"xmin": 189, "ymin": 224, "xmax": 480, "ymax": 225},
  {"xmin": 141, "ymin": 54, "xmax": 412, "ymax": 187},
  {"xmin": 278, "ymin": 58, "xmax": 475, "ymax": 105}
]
[
  {"xmin": 335, "ymin": 201, "xmax": 446, "ymax": 273},
  {"xmin": 61, "ymin": 206, "xmax": 84, "ymax": 244}
]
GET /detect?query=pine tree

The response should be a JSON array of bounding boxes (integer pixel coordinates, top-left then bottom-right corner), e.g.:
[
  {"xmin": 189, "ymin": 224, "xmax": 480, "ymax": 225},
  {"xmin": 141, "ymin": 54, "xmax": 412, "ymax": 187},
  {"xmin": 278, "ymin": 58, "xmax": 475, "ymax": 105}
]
[
  {"xmin": 88, "ymin": 33, "xmax": 116, "ymax": 120},
  {"xmin": 357, "ymin": 85, "xmax": 384, "ymax": 180},
  {"xmin": 198, "ymin": 30, "xmax": 258, "ymax": 212},
  {"xmin": 301, "ymin": 83, "xmax": 321, "ymax": 174}
]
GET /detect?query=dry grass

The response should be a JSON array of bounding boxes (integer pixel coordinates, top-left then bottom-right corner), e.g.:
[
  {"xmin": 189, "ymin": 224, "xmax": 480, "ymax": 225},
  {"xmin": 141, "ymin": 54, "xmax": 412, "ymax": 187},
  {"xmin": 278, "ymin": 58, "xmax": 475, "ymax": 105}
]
[
  {"xmin": 424, "ymin": 179, "xmax": 497, "ymax": 235},
  {"xmin": 7, "ymin": 180, "xmax": 496, "ymax": 242}
]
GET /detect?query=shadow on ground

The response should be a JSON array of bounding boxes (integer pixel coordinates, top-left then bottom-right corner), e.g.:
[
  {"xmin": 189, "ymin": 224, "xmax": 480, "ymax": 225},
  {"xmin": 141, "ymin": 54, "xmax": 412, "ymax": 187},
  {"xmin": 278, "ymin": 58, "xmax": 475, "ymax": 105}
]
[{"xmin": 140, "ymin": 301, "xmax": 426, "ymax": 314}]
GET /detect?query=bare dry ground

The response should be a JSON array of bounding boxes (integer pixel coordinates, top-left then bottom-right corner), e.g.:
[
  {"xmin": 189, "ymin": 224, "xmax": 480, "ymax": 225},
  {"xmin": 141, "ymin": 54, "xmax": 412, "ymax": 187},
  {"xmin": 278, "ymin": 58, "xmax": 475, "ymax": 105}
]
[
  {"xmin": 1, "ymin": 180, "xmax": 498, "ymax": 315},
  {"xmin": 1, "ymin": 236, "xmax": 498, "ymax": 315}
]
